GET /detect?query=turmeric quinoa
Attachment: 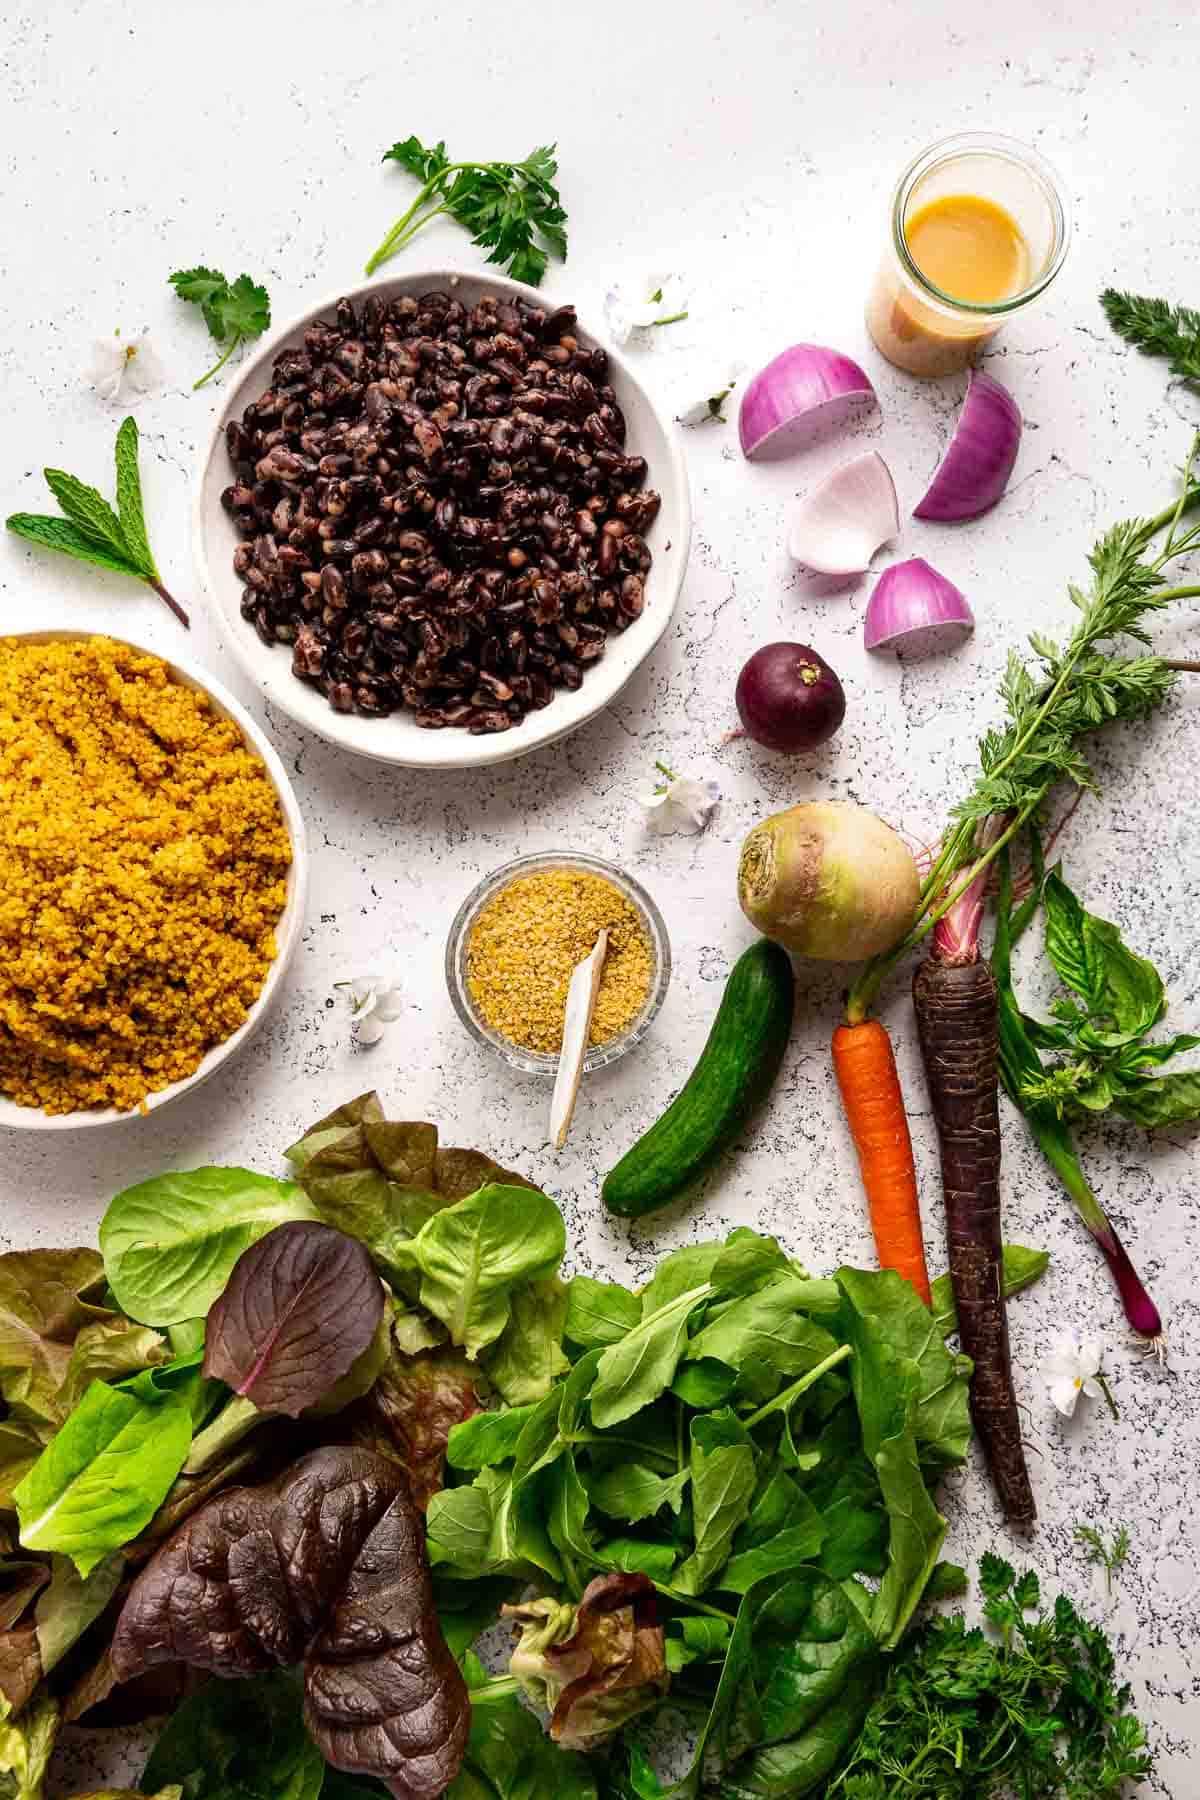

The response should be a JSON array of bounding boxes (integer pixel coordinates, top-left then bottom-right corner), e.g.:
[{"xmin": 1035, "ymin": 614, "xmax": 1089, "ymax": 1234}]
[{"xmin": 0, "ymin": 636, "xmax": 291, "ymax": 1115}]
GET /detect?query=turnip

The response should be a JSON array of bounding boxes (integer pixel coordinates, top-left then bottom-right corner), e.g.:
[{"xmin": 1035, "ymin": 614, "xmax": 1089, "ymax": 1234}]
[{"xmin": 737, "ymin": 801, "xmax": 919, "ymax": 961}]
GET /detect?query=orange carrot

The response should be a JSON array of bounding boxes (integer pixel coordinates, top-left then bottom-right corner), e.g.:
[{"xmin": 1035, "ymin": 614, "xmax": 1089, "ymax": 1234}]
[{"xmin": 832, "ymin": 1019, "xmax": 931, "ymax": 1306}]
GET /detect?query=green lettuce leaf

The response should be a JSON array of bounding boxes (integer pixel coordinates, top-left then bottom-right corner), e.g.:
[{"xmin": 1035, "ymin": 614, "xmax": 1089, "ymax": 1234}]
[
  {"xmin": 0, "ymin": 1249, "xmax": 107, "ymax": 1429},
  {"xmin": 33, "ymin": 1553, "xmax": 123, "ymax": 1676},
  {"xmin": 409, "ymin": 1184, "xmax": 566, "ymax": 1359},
  {"xmin": 14, "ymin": 1381, "xmax": 192, "ymax": 1575},
  {"xmin": 100, "ymin": 1169, "xmax": 316, "ymax": 1325},
  {"xmin": 0, "ymin": 1692, "xmax": 57, "ymax": 1800},
  {"xmin": 482, "ymin": 1278, "xmax": 569, "ymax": 1405}
]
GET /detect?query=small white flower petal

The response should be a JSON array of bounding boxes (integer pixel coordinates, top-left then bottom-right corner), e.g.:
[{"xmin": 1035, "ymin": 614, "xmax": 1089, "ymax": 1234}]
[
  {"xmin": 678, "ymin": 397, "xmax": 719, "ymax": 427},
  {"xmin": 641, "ymin": 775, "xmax": 720, "ymax": 836},
  {"xmin": 373, "ymin": 987, "xmax": 403, "ymax": 1022},
  {"xmin": 1049, "ymin": 1376, "xmax": 1081, "ymax": 1417},
  {"xmin": 348, "ymin": 976, "xmax": 378, "ymax": 1010},
  {"xmin": 124, "ymin": 338, "xmax": 164, "ymax": 394},
  {"xmin": 1077, "ymin": 1339, "xmax": 1103, "ymax": 1379},
  {"xmin": 636, "ymin": 787, "xmax": 671, "ymax": 812},
  {"xmin": 1042, "ymin": 1349, "xmax": 1081, "ymax": 1381},
  {"xmin": 352, "ymin": 1013, "xmax": 387, "ymax": 1046},
  {"xmin": 652, "ymin": 274, "xmax": 689, "ymax": 319},
  {"xmin": 1080, "ymin": 1375, "xmax": 1104, "ymax": 1401},
  {"xmin": 603, "ymin": 286, "xmax": 636, "ymax": 347}
]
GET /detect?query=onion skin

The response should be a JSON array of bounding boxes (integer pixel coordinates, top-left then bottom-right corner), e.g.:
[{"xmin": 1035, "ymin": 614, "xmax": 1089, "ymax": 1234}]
[
  {"xmin": 913, "ymin": 370, "xmax": 1022, "ymax": 522},
  {"xmin": 864, "ymin": 557, "xmax": 975, "ymax": 657},
  {"xmin": 738, "ymin": 345, "xmax": 876, "ymax": 461},
  {"xmin": 738, "ymin": 801, "xmax": 920, "ymax": 961},
  {"xmin": 735, "ymin": 643, "xmax": 846, "ymax": 752}
]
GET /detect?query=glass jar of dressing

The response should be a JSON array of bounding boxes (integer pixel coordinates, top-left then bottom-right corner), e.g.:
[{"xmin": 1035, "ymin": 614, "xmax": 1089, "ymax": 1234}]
[{"xmin": 866, "ymin": 132, "xmax": 1070, "ymax": 377}]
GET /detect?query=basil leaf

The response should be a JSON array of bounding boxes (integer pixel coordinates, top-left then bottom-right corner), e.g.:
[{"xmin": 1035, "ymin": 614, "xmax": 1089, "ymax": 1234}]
[
  {"xmin": 931, "ymin": 1244, "xmax": 1050, "ymax": 1337},
  {"xmin": 563, "ymin": 1275, "xmax": 640, "ymax": 1349},
  {"xmin": 113, "ymin": 416, "xmax": 159, "ymax": 581},
  {"xmin": 100, "ymin": 1169, "xmax": 316, "ymax": 1325},
  {"xmin": 1043, "ymin": 869, "xmax": 1165, "ymax": 1038},
  {"xmin": 411, "ymin": 1184, "xmax": 565, "ymax": 1358},
  {"xmin": 447, "ymin": 1403, "xmax": 540, "ymax": 1471},
  {"xmin": 14, "ymin": 1381, "xmax": 192, "ymax": 1575},
  {"xmin": 587, "ymin": 1463, "xmax": 691, "ymax": 1525},
  {"xmin": 590, "ymin": 1284, "xmax": 712, "ymax": 1430},
  {"xmin": 1112, "ymin": 1068, "xmax": 1200, "ymax": 1126},
  {"xmin": 142, "ymin": 1670, "xmax": 325, "ymax": 1800},
  {"xmin": 482, "ymin": 1278, "xmax": 568, "ymax": 1404},
  {"xmin": 203, "ymin": 1221, "xmax": 384, "ymax": 1417}
]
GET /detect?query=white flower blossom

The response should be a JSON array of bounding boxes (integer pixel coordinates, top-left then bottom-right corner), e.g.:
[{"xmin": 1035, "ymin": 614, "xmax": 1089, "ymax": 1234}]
[
  {"xmin": 1042, "ymin": 1334, "xmax": 1114, "ymax": 1418},
  {"xmin": 637, "ymin": 763, "xmax": 720, "ymax": 835},
  {"xmin": 86, "ymin": 329, "xmax": 163, "ymax": 404},
  {"xmin": 677, "ymin": 361, "xmax": 745, "ymax": 427},
  {"xmin": 603, "ymin": 274, "xmax": 690, "ymax": 347},
  {"xmin": 341, "ymin": 974, "xmax": 403, "ymax": 1047}
]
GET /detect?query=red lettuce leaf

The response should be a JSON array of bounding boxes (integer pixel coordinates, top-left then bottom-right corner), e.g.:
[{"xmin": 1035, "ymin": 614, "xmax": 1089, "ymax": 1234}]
[
  {"xmin": 203, "ymin": 1223, "xmax": 385, "ymax": 1419},
  {"xmin": 110, "ymin": 1446, "xmax": 468, "ymax": 1800},
  {"xmin": 343, "ymin": 1340, "xmax": 483, "ymax": 1511},
  {"xmin": 505, "ymin": 1572, "xmax": 668, "ymax": 1751}
]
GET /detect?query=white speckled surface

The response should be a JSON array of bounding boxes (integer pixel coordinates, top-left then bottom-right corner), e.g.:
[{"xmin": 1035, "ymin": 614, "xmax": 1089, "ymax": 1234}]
[{"xmin": 2, "ymin": 0, "xmax": 1198, "ymax": 1790}]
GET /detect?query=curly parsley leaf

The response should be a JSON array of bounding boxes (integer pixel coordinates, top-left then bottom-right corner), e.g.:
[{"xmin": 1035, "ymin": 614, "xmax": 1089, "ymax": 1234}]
[
  {"xmin": 169, "ymin": 266, "xmax": 271, "ymax": 389},
  {"xmin": 367, "ymin": 136, "xmax": 567, "ymax": 285},
  {"xmin": 5, "ymin": 418, "xmax": 186, "ymax": 626}
]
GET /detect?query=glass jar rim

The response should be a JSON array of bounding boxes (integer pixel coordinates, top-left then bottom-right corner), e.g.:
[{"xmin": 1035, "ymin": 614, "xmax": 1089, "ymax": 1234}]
[{"xmin": 891, "ymin": 130, "xmax": 1071, "ymax": 319}]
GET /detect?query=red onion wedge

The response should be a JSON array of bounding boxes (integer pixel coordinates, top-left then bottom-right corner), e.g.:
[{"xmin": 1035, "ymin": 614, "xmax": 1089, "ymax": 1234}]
[
  {"xmin": 739, "ymin": 345, "xmax": 877, "ymax": 461},
  {"xmin": 787, "ymin": 451, "xmax": 899, "ymax": 575},
  {"xmin": 913, "ymin": 370, "xmax": 1022, "ymax": 521},
  {"xmin": 864, "ymin": 557, "xmax": 974, "ymax": 658}
]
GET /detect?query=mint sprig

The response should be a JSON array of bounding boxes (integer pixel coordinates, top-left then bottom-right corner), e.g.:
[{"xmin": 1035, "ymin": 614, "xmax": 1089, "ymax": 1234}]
[
  {"xmin": 169, "ymin": 266, "xmax": 271, "ymax": 389},
  {"xmin": 6, "ymin": 418, "xmax": 187, "ymax": 627}
]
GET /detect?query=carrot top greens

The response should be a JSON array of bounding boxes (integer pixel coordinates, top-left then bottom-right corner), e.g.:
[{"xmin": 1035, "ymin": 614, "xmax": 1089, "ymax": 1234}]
[{"xmin": 846, "ymin": 435, "xmax": 1200, "ymax": 1022}]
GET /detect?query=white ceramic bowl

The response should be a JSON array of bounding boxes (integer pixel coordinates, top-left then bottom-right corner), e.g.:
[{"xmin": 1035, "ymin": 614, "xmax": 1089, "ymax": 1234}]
[
  {"xmin": 193, "ymin": 269, "xmax": 691, "ymax": 770},
  {"xmin": 0, "ymin": 630, "xmax": 309, "ymax": 1133}
]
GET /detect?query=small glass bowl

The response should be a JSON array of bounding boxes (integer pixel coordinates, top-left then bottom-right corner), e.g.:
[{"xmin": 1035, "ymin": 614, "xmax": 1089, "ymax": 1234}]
[{"xmin": 445, "ymin": 851, "xmax": 672, "ymax": 1076}]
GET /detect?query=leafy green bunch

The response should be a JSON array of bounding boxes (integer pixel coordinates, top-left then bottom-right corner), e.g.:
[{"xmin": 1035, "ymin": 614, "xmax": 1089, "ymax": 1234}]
[
  {"xmin": 826, "ymin": 1554, "xmax": 1151, "ymax": 1798},
  {"xmin": 366, "ymin": 135, "xmax": 568, "ymax": 283}
]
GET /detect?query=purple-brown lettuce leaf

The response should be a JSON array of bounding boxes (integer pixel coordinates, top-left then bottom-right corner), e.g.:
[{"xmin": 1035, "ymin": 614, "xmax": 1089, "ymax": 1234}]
[
  {"xmin": 343, "ymin": 1339, "xmax": 483, "ymax": 1511},
  {"xmin": 504, "ymin": 1573, "xmax": 668, "ymax": 1752},
  {"xmin": 0, "ymin": 1562, "xmax": 49, "ymax": 1635},
  {"xmin": 0, "ymin": 1622, "xmax": 41, "ymax": 1716},
  {"xmin": 111, "ymin": 1446, "xmax": 468, "ymax": 1800},
  {"xmin": 203, "ymin": 1224, "xmax": 385, "ymax": 1419}
]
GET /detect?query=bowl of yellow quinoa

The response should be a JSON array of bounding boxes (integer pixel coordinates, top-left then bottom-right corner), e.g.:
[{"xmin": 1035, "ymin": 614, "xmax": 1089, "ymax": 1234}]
[
  {"xmin": 0, "ymin": 631, "xmax": 307, "ymax": 1129},
  {"xmin": 445, "ymin": 852, "xmax": 670, "ymax": 1075}
]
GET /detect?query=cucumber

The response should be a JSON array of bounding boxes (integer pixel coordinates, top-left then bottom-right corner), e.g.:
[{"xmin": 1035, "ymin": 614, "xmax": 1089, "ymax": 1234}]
[{"xmin": 602, "ymin": 939, "xmax": 794, "ymax": 1219}]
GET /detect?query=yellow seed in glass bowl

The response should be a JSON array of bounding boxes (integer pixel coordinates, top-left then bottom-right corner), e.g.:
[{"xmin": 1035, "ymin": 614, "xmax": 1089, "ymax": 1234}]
[{"xmin": 466, "ymin": 869, "xmax": 652, "ymax": 1054}]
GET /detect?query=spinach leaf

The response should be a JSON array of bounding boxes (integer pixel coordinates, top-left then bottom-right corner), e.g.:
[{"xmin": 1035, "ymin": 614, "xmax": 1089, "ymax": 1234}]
[
  {"xmin": 564, "ymin": 1276, "xmax": 641, "ymax": 1349},
  {"xmin": 598, "ymin": 1537, "xmax": 677, "ymax": 1582},
  {"xmin": 587, "ymin": 1464, "xmax": 691, "ymax": 1525},
  {"xmin": 665, "ymin": 1614, "xmax": 731, "ymax": 1673},
  {"xmin": 100, "ymin": 1169, "xmax": 315, "ymax": 1325},
  {"xmin": 590, "ymin": 1284, "xmax": 712, "ymax": 1430},
  {"xmin": 203, "ymin": 1222, "xmax": 384, "ymax": 1417},
  {"xmin": 835, "ymin": 1268, "xmax": 971, "ymax": 1467},
  {"xmin": 14, "ymin": 1381, "xmax": 192, "ymax": 1575},
  {"xmin": 718, "ymin": 1521, "xmax": 827, "ymax": 1595},
  {"xmin": 410, "ymin": 1184, "xmax": 566, "ymax": 1358},
  {"xmin": 482, "ymin": 1278, "xmax": 568, "ymax": 1404},
  {"xmin": 670, "ymin": 1358, "xmax": 737, "ymax": 1409},
  {"xmin": 142, "ymin": 1670, "xmax": 325, "ymax": 1800},
  {"xmin": 721, "ymin": 1661, "xmax": 878, "ymax": 1797},
  {"xmin": 448, "ymin": 1661, "xmax": 598, "ymax": 1799},
  {"xmin": 512, "ymin": 1383, "xmax": 569, "ymax": 1481},
  {"xmin": 672, "ymin": 1417, "xmax": 755, "ymax": 1596},
  {"xmin": 685, "ymin": 1277, "xmax": 839, "ymax": 1378},
  {"xmin": 447, "ymin": 1404, "xmax": 539, "ymax": 1471},
  {"xmin": 931, "ymin": 1244, "xmax": 1050, "ymax": 1337}
]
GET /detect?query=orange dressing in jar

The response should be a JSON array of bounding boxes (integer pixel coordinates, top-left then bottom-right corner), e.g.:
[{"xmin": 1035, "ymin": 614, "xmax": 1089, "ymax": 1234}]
[{"xmin": 904, "ymin": 194, "xmax": 1029, "ymax": 305}]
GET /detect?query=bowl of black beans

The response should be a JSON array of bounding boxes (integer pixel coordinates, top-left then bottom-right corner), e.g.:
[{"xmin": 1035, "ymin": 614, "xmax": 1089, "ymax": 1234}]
[{"xmin": 194, "ymin": 270, "xmax": 691, "ymax": 768}]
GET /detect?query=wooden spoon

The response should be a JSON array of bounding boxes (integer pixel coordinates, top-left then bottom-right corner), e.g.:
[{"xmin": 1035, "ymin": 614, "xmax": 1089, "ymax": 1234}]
[{"xmin": 549, "ymin": 929, "xmax": 608, "ymax": 1151}]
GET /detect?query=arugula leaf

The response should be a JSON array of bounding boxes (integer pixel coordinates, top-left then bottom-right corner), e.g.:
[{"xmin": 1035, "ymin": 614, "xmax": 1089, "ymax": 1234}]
[
  {"xmin": 367, "ymin": 137, "xmax": 568, "ymax": 284},
  {"xmin": 447, "ymin": 1403, "xmax": 539, "ymax": 1471},
  {"xmin": 672, "ymin": 1418, "xmax": 756, "ymax": 1596},
  {"xmin": 169, "ymin": 265, "xmax": 271, "ymax": 389},
  {"xmin": 587, "ymin": 1463, "xmax": 691, "ymax": 1526},
  {"xmin": 665, "ymin": 1613, "xmax": 731, "ymax": 1673},
  {"xmin": 564, "ymin": 1276, "xmax": 641, "ymax": 1349},
  {"xmin": 597, "ymin": 1538, "xmax": 677, "ymax": 1583},
  {"xmin": 6, "ymin": 420, "xmax": 185, "ymax": 625},
  {"xmin": 590, "ymin": 1284, "xmax": 711, "ymax": 1430},
  {"xmin": 100, "ymin": 1168, "xmax": 316, "ymax": 1325},
  {"xmin": 14, "ymin": 1380, "xmax": 192, "ymax": 1575},
  {"xmin": 409, "ymin": 1184, "xmax": 565, "ymax": 1359},
  {"xmin": 686, "ymin": 1275, "xmax": 840, "ymax": 1380},
  {"xmin": 638, "ymin": 1244, "xmax": 723, "ymax": 1316}
]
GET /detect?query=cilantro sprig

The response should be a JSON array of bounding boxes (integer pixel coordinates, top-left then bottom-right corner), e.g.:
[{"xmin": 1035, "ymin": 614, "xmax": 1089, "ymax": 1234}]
[
  {"xmin": 365, "ymin": 136, "xmax": 567, "ymax": 285},
  {"xmin": 169, "ymin": 267, "xmax": 271, "ymax": 389},
  {"xmin": 5, "ymin": 417, "xmax": 187, "ymax": 627}
]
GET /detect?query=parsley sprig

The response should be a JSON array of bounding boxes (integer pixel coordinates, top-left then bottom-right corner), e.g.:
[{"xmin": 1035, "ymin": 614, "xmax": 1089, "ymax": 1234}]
[
  {"xmin": 365, "ymin": 137, "xmax": 567, "ymax": 285},
  {"xmin": 1102, "ymin": 287, "xmax": 1200, "ymax": 385},
  {"xmin": 827, "ymin": 1555, "xmax": 1152, "ymax": 1797},
  {"xmin": 847, "ymin": 437, "xmax": 1200, "ymax": 1020},
  {"xmin": 169, "ymin": 267, "xmax": 271, "ymax": 389},
  {"xmin": 5, "ymin": 417, "xmax": 187, "ymax": 626}
]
